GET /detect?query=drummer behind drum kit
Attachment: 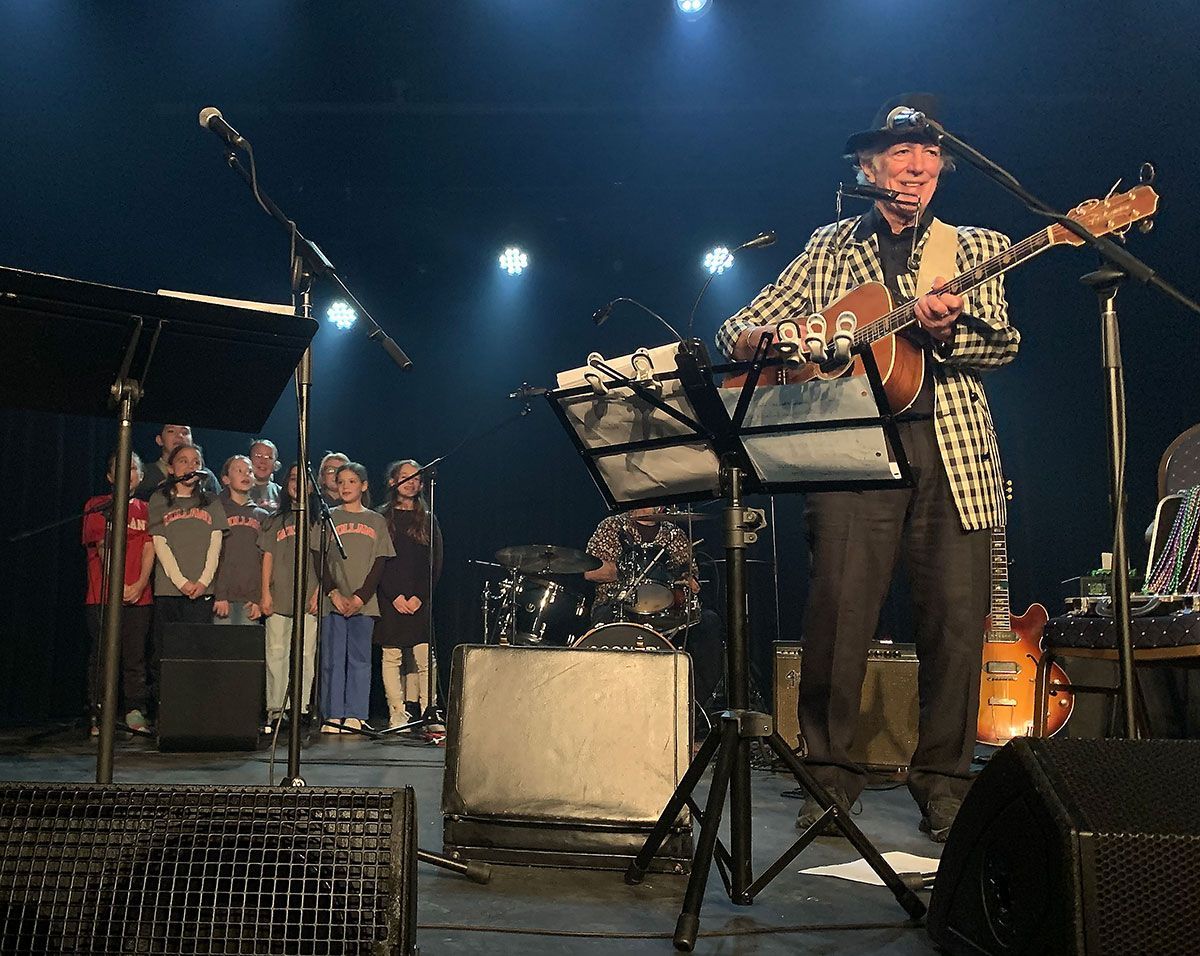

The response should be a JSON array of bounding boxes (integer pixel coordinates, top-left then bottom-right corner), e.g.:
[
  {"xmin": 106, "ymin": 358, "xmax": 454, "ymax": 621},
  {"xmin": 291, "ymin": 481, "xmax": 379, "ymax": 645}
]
[{"xmin": 478, "ymin": 513, "xmax": 709, "ymax": 652}]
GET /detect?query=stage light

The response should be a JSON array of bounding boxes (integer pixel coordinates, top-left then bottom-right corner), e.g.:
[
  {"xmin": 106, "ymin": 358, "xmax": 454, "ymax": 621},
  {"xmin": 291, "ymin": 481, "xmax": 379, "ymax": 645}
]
[
  {"xmin": 498, "ymin": 247, "xmax": 529, "ymax": 276},
  {"xmin": 676, "ymin": 0, "xmax": 712, "ymax": 17},
  {"xmin": 704, "ymin": 246, "xmax": 734, "ymax": 275},
  {"xmin": 326, "ymin": 300, "xmax": 357, "ymax": 330}
]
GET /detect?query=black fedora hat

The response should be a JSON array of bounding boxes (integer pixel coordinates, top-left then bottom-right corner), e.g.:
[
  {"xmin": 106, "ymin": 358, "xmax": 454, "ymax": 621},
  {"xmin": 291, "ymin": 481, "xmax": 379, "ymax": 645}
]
[{"xmin": 843, "ymin": 92, "xmax": 942, "ymax": 157}]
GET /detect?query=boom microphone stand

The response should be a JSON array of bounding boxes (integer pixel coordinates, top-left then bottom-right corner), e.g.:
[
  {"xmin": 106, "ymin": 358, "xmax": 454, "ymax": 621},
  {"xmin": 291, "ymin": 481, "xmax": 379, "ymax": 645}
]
[
  {"xmin": 209, "ymin": 132, "xmax": 413, "ymax": 784},
  {"xmin": 902, "ymin": 111, "xmax": 1200, "ymax": 737},
  {"xmin": 379, "ymin": 401, "xmax": 533, "ymax": 739}
]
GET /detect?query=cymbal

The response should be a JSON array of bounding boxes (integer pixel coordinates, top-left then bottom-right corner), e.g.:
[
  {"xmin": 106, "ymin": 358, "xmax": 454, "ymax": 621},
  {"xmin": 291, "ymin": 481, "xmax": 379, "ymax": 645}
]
[{"xmin": 495, "ymin": 544, "xmax": 602, "ymax": 575}]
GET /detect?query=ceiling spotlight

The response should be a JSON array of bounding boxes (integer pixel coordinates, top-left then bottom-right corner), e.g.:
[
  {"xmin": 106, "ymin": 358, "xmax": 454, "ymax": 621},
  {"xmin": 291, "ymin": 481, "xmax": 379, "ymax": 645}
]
[
  {"xmin": 704, "ymin": 246, "xmax": 734, "ymax": 275},
  {"xmin": 498, "ymin": 247, "xmax": 529, "ymax": 276},
  {"xmin": 326, "ymin": 300, "xmax": 357, "ymax": 330},
  {"xmin": 676, "ymin": 0, "xmax": 712, "ymax": 18}
]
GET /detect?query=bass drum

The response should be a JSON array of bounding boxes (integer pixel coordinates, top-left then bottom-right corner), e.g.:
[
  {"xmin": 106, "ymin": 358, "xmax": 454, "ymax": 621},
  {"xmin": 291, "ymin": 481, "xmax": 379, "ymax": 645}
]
[{"xmin": 572, "ymin": 623, "xmax": 674, "ymax": 652}]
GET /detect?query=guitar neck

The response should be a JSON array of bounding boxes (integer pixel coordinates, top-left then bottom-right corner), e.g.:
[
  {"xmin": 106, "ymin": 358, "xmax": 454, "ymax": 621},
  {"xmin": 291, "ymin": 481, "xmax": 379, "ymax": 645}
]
[
  {"xmin": 853, "ymin": 225, "xmax": 1055, "ymax": 347},
  {"xmin": 990, "ymin": 523, "xmax": 1012, "ymax": 630}
]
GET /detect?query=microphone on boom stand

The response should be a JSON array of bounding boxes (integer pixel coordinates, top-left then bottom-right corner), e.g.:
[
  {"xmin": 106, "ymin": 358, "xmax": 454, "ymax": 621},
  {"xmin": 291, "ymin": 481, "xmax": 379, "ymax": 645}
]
[
  {"xmin": 838, "ymin": 182, "xmax": 920, "ymax": 207},
  {"xmin": 592, "ymin": 298, "xmax": 684, "ymax": 343},
  {"xmin": 685, "ymin": 229, "xmax": 777, "ymax": 342}
]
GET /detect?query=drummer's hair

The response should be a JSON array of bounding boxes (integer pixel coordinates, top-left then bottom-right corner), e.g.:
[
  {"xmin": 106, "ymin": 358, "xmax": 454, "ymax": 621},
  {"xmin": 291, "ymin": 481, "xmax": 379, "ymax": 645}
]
[{"xmin": 383, "ymin": 459, "xmax": 431, "ymax": 545}]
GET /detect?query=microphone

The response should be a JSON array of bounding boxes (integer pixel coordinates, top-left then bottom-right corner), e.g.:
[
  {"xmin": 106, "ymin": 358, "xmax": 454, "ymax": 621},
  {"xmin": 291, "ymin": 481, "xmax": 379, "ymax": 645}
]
[
  {"xmin": 155, "ymin": 470, "xmax": 202, "ymax": 491},
  {"xmin": 507, "ymin": 383, "xmax": 548, "ymax": 400},
  {"xmin": 737, "ymin": 231, "xmax": 777, "ymax": 251},
  {"xmin": 886, "ymin": 106, "xmax": 927, "ymax": 131},
  {"xmin": 839, "ymin": 182, "xmax": 920, "ymax": 207},
  {"xmin": 198, "ymin": 107, "xmax": 248, "ymax": 151},
  {"xmin": 591, "ymin": 298, "xmax": 683, "ymax": 343}
]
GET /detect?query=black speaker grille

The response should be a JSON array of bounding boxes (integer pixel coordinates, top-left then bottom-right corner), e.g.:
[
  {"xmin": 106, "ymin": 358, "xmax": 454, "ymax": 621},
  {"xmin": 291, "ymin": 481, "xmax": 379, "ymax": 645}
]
[
  {"xmin": 1093, "ymin": 831, "xmax": 1200, "ymax": 955},
  {"xmin": 0, "ymin": 783, "xmax": 414, "ymax": 955},
  {"xmin": 1031, "ymin": 739, "xmax": 1200, "ymax": 955},
  {"xmin": 1033, "ymin": 737, "xmax": 1200, "ymax": 834}
]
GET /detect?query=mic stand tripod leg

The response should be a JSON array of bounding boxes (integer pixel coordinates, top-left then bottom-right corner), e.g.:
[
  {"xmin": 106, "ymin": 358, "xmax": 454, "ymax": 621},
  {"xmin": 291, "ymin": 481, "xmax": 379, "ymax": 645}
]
[{"xmin": 416, "ymin": 848, "xmax": 492, "ymax": 884}]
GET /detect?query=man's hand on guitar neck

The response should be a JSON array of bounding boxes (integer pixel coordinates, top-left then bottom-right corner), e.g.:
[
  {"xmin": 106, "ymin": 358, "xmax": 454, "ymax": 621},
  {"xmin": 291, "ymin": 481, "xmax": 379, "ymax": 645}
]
[{"xmin": 914, "ymin": 276, "xmax": 964, "ymax": 344}]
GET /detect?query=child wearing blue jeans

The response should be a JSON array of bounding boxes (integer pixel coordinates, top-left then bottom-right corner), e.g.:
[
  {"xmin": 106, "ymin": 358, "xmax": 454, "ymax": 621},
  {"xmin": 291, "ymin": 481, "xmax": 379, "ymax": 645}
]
[{"xmin": 313, "ymin": 462, "xmax": 394, "ymax": 732}]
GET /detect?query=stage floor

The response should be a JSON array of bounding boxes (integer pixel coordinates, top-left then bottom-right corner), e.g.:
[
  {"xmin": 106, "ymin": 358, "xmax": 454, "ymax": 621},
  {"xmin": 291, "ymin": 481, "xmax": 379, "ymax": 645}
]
[{"xmin": 0, "ymin": 726, "xmax": 942, "ymax": 954}]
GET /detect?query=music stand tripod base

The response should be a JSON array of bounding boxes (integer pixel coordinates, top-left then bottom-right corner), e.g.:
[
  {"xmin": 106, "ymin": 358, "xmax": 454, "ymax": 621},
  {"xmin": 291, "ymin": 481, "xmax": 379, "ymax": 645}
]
[
  {"xmin": 624, "ymin": 476, "xmax": 925, "ymax": 950},
  {"xmin": 546, "ymin": 341, "xmax": 925, "ymax": 951}
]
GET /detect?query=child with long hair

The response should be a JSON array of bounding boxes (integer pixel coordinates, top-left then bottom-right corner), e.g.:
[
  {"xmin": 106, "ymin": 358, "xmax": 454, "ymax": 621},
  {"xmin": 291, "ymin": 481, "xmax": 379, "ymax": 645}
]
[
  {"xmin": 259, "ymin": 464, "xmax": 319, "ymax": 727},
  {"xmin": 374, "ymin": 460, "xmax": 443, "ymax": 736},
  {"xmin": 213, "ymin": 455, "xmax": 269, "ymax": 627},
  {"xmin": 82, "ymin": 450, "xmax": 154, "ymax": 734},
  {"xmin": 147, "ymin": 443, "xmax": 228, "ymax": 707},
  {"xmin": 313, "ymin": 462, "xmax": 394, "ymax": 733}
]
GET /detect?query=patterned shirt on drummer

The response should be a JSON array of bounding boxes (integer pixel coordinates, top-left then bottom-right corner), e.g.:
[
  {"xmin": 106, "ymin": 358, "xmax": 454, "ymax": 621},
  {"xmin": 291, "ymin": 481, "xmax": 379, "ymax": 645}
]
[{"xmin": 586, "ymin": 513, "xmax": 698, "ymax": 605}]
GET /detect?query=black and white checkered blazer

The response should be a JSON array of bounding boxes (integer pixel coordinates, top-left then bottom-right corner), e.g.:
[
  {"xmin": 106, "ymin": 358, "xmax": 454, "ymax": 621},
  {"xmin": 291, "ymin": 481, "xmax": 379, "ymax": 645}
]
[{"xmin": 715, "ymin": 214, "xmax": 1020, "ymax": 532}]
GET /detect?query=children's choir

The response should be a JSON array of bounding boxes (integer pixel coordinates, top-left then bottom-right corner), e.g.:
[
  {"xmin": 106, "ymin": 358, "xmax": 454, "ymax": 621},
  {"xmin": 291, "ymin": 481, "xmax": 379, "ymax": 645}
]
[{"xmin": 83, "ymin": 425, "xmax": 443, "ymax": 742}]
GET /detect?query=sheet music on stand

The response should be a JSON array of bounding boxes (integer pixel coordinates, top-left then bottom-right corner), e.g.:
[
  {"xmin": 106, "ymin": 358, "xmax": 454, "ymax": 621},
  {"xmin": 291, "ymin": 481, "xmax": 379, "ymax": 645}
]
[{"xmin": 546, "ymin": 340, "xmax": 912, "ymax": 510}]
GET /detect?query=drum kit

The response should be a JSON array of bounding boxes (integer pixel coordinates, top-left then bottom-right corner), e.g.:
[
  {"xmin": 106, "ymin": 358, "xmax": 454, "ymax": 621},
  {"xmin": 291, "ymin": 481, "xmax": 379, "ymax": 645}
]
[{"xmin": 478, "ymin": 512, "xmax": 710, "ymax": 651}]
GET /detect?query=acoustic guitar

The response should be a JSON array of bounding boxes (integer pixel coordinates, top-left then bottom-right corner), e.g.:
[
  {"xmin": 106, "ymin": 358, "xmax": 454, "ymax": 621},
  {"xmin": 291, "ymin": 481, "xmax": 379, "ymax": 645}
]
[
  {"xmin": 977, "ymin": 482, "xmax": 1073, "ymax": 745},
  {"xmin": 724, "ymin": 184, "xmax": 1159, "ymax": 408}
]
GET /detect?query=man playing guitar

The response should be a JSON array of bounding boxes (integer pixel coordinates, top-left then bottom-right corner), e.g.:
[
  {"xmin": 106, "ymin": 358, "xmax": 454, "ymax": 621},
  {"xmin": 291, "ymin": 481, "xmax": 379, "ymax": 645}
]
[{"xmin": 716, "ymin": 93, "xmax": 1020, "ymax": 842}]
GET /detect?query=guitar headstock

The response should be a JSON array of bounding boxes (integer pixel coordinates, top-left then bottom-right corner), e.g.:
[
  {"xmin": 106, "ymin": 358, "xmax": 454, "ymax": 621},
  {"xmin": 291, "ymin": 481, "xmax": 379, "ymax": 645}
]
[{"xmin": 1051, "ymin": 185, "xmax": 1160, "ymax": 246}]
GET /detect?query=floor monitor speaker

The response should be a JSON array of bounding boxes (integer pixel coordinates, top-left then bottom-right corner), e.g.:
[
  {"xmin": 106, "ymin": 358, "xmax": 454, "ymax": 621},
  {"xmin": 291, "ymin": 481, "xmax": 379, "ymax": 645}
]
[
  {"xmin": 0, "ymin": 782, "xmax": 417, "ymax": 954},
  {"xmin": 928, "ymin": 737, "xmax": 1200, "ymax": 955}
]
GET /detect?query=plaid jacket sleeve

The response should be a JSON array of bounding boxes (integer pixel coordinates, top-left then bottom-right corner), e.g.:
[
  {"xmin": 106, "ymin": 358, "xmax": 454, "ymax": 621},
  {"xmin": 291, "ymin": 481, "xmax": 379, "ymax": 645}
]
[
  {"xmin": 934, "ymin": 226, "xmax": 1020, "ymax": 372},
  {"xmin": 715, "ymin": 237, "xmax": 819, "ymax": 360}
]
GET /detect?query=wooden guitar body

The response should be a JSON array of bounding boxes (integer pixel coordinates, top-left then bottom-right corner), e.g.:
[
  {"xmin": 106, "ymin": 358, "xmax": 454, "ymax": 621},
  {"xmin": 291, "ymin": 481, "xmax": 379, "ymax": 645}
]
[
  {"xmin": 722, "ymin": 282, "xmax": 926, "ymax": 413},
  {"xmin": 719, "ymin": 185, "xmax": 1159, "ymax": 411},
  {"xmin": 977, "ymin": 602, "xmax": 1073, "ymax": 745}
]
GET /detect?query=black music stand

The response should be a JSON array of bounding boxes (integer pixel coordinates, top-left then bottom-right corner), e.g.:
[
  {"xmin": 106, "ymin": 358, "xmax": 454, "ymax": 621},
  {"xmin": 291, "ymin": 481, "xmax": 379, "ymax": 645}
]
[
  {"xmin": 545, "ymin": 338, "xmax": 925, "ymax": 950},
  {"xmin": 0, "ymin": 266, "xmax": 316, "ymax": 783}
]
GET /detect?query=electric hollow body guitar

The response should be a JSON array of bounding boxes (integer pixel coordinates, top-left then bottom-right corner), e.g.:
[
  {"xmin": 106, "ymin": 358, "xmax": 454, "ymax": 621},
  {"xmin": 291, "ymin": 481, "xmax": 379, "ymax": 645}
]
[
  {"xmin": 977, "ymin": 483, "xmax": 1073, "ymax": 745},
  {"xmin": 724, "ymin": 185, "xmax": 1159, "ymax": 405}
]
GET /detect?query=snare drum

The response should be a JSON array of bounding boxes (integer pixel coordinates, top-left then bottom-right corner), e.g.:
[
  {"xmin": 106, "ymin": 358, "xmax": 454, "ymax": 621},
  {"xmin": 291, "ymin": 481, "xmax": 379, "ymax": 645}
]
[
  {"xmin": 572, "ymin": 623, "xmax": 675, "ymax": 651},
  {"xmin": 490, "ymin": 575, "xmax": 587, "ymax": 646},
  {"xmin": 628, "ymin": 583, "xmax": 699, "ymax": 637}
]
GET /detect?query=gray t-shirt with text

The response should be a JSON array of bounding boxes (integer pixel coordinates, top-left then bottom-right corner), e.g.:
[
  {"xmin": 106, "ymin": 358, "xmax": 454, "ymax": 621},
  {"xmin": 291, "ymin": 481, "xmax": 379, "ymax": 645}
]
[
  {"xmin": 312, "ymin": 506, "xmax": 394, "ymax": 617},
  {"xmin": 213, "ymin": 491, "xmax": 268, "ymax": 604},
  {"xmin": 259, "ymin": 513, "xmax": 316, "ymax": 618},
  {"xmin": 147, "ymin": 491, "xmax": 229, "ymax": 597}
]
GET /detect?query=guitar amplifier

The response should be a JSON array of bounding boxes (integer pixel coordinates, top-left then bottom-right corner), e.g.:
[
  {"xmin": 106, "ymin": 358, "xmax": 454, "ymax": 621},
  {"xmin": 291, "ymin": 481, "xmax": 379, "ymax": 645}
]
[{"xmin": 773, "ymin": 641, "xmax": 920, "ymax": 772}]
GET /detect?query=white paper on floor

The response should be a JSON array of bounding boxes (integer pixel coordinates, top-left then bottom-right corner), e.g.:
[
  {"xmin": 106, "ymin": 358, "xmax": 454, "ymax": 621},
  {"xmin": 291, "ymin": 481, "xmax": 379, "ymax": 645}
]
[{"xmin": 799, "ymin": 851, "xmax": 940, "ymax": 886}]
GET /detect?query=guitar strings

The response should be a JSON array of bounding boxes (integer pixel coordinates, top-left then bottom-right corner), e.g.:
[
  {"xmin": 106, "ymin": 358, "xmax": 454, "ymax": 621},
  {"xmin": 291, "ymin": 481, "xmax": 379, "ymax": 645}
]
[{"xmin": 853, "ymin": 229, "xmax": 1048, "ymax": 346}]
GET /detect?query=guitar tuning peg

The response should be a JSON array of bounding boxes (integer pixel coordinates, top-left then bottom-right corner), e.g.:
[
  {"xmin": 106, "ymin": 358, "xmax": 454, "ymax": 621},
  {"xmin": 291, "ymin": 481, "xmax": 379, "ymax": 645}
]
[
  {"xmin": 1139, "ymin": 218, "xmax": 1155, "ymax": 234},
  {"xmin": 1139, "ymin": 162, "xmax": 1156, "ymax": 185}
]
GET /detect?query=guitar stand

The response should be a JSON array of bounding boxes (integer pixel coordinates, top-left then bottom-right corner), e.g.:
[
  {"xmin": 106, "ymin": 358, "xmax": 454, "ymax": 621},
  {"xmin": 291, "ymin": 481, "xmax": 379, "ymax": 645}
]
[{"xmin": 625, "ymin": 465, "xmax": 925, "ymax": 952}]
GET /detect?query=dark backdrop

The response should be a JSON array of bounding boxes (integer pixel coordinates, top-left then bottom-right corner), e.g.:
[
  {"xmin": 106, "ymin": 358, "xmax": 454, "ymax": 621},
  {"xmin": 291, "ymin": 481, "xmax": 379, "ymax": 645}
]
[{"xmin": 1, "ymin": 1, "xmax": 1198, "ymax": 723}]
